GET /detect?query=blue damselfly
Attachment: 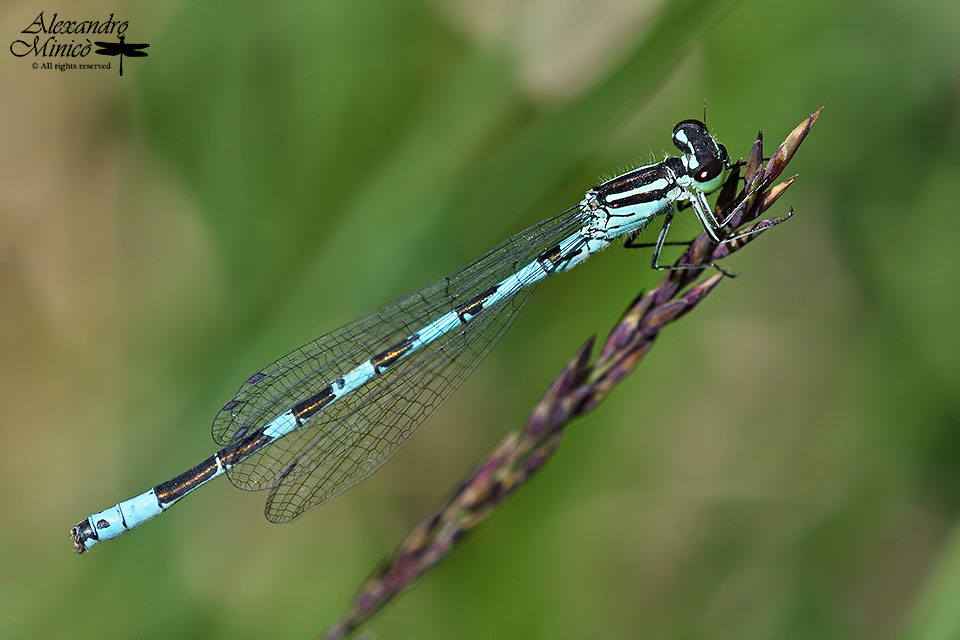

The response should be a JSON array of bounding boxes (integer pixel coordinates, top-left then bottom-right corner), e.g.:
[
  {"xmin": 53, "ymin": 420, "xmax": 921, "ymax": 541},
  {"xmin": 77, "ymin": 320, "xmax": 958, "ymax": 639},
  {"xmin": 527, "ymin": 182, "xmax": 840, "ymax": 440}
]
[{"xmin": 71, "ymin": 119, "xmax": 786, "ymax": 553}]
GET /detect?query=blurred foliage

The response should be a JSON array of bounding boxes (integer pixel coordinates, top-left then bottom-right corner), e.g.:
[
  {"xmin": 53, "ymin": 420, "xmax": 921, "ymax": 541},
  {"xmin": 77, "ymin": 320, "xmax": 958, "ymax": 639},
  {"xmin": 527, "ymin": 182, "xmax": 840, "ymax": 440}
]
[{"xmin": 2, "ymin": 0, "xmax": 959, "ymax": 638}]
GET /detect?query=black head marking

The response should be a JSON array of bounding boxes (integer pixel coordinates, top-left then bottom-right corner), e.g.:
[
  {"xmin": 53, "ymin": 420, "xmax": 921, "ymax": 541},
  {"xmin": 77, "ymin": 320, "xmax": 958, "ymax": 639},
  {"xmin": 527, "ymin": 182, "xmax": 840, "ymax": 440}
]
[{"xmin": 672, "ymin": 119, "xmax": 709, "ymax": 155}]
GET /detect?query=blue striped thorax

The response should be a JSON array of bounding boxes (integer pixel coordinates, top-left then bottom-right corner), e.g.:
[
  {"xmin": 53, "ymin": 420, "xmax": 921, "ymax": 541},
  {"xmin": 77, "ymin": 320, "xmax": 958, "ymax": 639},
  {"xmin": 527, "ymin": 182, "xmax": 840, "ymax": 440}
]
[{"xmin": 581, "ymin": 119, "xmax": 731, "ymax": 243}]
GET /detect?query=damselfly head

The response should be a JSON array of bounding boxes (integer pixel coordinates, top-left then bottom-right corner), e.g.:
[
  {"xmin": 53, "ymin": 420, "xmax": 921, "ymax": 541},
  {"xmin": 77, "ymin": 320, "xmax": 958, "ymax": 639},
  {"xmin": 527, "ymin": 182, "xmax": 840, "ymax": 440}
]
[{"xmin": 672, "ymin": 119, "xmax": 730, "ymax": 193}]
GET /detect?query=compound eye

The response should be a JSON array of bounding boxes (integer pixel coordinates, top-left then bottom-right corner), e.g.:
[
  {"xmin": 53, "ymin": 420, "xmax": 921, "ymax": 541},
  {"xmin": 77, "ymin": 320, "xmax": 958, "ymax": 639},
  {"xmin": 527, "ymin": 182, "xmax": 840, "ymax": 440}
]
[
  {"xmin": 695, "ymin": 158, "xmax": 724, "ymax": 183},
  {"xmin": 672, "ymin": 119, "xmax": 705, "ymax": 152},
  {"xmin": 692, "ymin": 157, "xmax": 728, "ymax": 193}
]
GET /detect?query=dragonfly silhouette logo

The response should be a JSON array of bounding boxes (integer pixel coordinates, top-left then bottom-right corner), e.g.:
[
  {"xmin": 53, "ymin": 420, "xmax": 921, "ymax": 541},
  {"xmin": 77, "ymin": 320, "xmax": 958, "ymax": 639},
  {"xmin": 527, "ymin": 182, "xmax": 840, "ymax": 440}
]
[{"xmin": 94, "ymin": 35, "xmax": 149, "ymax": 76}]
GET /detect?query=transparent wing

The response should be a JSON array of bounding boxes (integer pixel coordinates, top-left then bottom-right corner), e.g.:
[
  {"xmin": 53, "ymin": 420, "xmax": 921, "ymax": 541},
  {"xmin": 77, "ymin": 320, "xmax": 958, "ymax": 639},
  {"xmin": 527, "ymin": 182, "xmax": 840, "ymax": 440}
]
[
  {"xmin": 212, "ymin": 204, "xmax": 582, "ymax": 447},
  {"xmin": 213, "ymin": 205, "xmax": 586, "ymax": 499},
  {"xmin": 264, "ymin": 283, "xmax": 533, "ymax": 523}
]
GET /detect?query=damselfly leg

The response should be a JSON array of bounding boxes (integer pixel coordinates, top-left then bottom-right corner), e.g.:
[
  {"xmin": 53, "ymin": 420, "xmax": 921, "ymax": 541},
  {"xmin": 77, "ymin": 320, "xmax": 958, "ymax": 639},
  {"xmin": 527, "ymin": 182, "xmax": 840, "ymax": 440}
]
[{"xmin": 624, "ymin": 175, "xmax": 789, "ymax": 278}]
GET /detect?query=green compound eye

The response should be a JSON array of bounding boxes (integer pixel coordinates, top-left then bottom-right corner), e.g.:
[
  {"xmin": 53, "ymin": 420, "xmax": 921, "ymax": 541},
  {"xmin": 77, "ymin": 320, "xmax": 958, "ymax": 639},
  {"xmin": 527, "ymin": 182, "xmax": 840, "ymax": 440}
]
[{"xmin": 693, "ymin": 158, "xmax": 727, "ymax": 193}]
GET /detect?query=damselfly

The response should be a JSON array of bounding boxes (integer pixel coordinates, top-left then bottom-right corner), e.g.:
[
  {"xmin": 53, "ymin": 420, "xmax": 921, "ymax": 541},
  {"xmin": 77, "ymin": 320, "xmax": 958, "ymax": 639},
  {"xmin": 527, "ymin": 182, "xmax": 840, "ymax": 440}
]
[{"xmin": 71, "ymin": 119, "xmax": 787, "ymax": 553}]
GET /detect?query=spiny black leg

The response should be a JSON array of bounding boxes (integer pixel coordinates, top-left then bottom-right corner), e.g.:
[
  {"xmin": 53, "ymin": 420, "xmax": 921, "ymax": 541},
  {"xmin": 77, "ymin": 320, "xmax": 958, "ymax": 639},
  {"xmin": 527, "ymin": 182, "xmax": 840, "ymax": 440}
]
[
  {"xmin": 720, "ymin": 208, "xmax": 794, "ymax": 244},
  {"xmin": 717, "ymin": 179, "xmax": 769, "ymax": 228},
  {"xmin": 642, "ymin": 206, "xmax": 738, "ymax": 277},
  {"xmin": 654, "ymin": 258, "xmax": 738, "ymax": 278},
  {"xmin": 686, "ymin": 188, "xmax": 722, "ymax": 241},
  {"xmin": 649, "ymin": 207, "xmax": 676, "ymax": 270}
]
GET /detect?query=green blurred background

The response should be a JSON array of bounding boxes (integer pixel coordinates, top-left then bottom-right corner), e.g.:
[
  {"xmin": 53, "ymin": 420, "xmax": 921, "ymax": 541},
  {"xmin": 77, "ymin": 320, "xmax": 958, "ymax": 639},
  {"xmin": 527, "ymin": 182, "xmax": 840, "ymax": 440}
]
[{"xmin": 2, "ymin": 0, "xmax": 959, "ymax": 637}]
